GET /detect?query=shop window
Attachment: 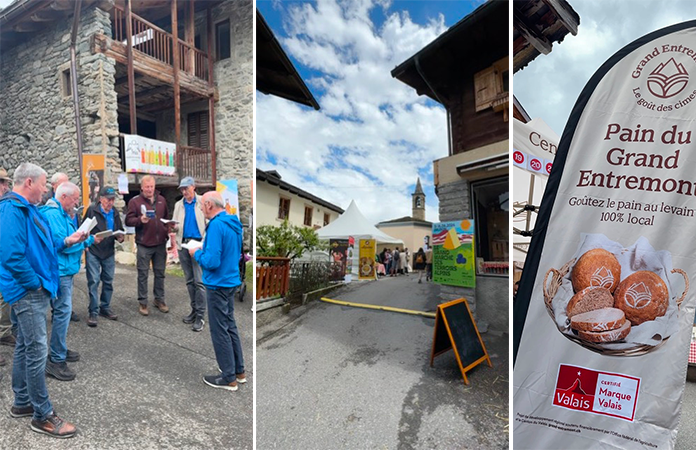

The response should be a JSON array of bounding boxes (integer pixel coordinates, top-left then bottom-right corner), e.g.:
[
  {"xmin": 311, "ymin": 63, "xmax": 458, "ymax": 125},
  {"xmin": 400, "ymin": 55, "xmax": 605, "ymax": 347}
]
[
  {"xmin": 216, "ymin": 19, "xmax": 231, "ymax": 61},
  {"xmin": 304, "ymin": 206, "xmax": 313, "ymax": 226},
  {"xmin": 471, "ymin": 177, "xmax": 509, "ymax": 275},
  {"xmin": 278, "ymin": 197, "xmax": 290, "ymax": 220}
]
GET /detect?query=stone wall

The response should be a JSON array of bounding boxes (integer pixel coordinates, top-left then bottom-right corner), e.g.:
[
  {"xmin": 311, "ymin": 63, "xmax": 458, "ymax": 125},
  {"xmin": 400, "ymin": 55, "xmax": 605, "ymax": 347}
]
[
  {"xmin": 0, "ymin": 4, "xmax": 120, "ymax": 188},
  {"xmin": 436, "ymin": 176, "xmax": 508, "ymax": 333}
]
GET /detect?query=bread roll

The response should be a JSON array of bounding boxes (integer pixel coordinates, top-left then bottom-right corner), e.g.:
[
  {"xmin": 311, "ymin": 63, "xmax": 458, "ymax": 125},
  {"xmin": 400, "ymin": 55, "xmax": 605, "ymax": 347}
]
[
  {"xmin": 566, "ymin": 286, "xmax": 614, "ymax": 319},
  {"xmin": 614, "ymin": 270, "xmax": 669, "ymax": 325},
  {"xmin": 571, "ymin": 248, "xmax": 622, "ymax": 293}
]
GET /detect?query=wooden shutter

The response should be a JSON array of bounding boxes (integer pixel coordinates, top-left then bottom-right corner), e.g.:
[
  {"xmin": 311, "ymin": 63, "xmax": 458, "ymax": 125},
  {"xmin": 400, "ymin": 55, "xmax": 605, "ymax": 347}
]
[
  {"xmin": 187, "ymin": 111, "xmax": 209, "ymax": 150},
  {"xmin": 474, "ymin": 67, "xmax": 498, "ymax": 112}
]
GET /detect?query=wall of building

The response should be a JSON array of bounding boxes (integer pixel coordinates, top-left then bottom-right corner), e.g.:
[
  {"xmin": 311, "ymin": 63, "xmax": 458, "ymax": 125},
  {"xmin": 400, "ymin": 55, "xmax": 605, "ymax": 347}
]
[
  {"xmin": 376, "ymin": 223, "xmax": 431, "ymax": 259},
  {"xmin": 257, "ymin": 181, "xmax": 341, "ymax": 229},
  {"xmin": 0, "ymin": 5, "xmax": 120, "ymax": 187}
]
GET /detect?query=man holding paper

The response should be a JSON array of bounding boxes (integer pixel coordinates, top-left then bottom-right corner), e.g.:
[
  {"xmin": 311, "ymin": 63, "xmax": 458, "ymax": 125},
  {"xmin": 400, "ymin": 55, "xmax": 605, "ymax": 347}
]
[
  {"xmin": 172, "ymin": 177, "xmax": 206, "ymax": 332},
  {"xmin": 125, "ymin": 175, "xmax": 173, "ymax": 316},
  {"xmin": 189, "ymin": 192, "xmax": 245, "ymax": 391},
  {"xmin": 41, "ymin": 182, "xmax": 102, "ymax": 381},
  {"xmin": 83, "ymin": 187, "xmax": 124, "ymax": 327}
]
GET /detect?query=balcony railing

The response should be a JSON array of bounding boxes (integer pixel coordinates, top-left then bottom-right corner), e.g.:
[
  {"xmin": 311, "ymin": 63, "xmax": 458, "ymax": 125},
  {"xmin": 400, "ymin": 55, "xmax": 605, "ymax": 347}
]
[{"xmin": 112, "ymin": 5, "xmax": 210, "ymax": 83}]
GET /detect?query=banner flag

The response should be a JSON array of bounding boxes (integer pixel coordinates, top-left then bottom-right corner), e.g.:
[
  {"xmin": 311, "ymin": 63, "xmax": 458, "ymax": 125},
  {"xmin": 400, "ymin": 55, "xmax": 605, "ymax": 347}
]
[
  {"xmin": 513, "ymin": 22, "xmax": 696, "ymax": 449},
  {"xmin": 358, "ymin": 239, "xmax": 376, "ymax": 280}
]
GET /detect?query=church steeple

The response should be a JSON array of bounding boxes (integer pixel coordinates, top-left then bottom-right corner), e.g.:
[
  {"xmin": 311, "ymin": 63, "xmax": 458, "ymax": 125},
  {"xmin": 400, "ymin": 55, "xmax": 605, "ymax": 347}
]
[{"xmin": 412, "ymin": 177, "xmax": 425, "ymax": 220}]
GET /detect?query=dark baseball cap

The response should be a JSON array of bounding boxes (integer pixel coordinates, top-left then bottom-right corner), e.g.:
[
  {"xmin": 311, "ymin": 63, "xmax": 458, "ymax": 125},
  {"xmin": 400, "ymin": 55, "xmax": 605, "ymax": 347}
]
[{"xmin": 100, "ymin": 186, "xmax": 117, "ymax": 198}]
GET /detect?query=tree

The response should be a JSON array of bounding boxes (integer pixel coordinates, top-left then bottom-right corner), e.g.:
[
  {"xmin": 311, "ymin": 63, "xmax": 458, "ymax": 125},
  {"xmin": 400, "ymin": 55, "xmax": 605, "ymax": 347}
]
[{"xmin": 256, "ymin": 220, "xmax": 325, "ymax": 259}]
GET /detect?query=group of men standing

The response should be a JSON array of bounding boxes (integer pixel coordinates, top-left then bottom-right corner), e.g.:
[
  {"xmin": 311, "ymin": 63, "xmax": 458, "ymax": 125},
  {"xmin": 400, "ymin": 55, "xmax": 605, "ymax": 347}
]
[{"xmin": 0, "ymin": 163, "xmax": 246, "ymax": 439}]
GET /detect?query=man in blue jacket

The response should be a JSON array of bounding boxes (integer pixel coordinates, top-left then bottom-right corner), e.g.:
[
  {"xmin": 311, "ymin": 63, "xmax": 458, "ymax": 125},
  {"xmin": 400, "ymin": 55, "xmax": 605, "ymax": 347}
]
[
  {"xmin": 41, "ymin": 182, "xmax": 101, "ymax": 382},
  {"xmin": 0, "ymin": 163, "xmax": 87, "ymax": 438},
  {"xmin": 190, "ymin": 192, "xmax": 246, "ymax": 391}
]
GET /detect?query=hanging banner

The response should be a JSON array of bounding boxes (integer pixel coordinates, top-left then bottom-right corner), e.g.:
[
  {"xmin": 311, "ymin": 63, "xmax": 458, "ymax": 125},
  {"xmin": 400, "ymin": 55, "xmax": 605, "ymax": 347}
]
[
  {"xmin": 81, "ymin": 154, "xmax": 105, "ymax": 209},
  {"xmin": 513, "ymin": 22, "xmax": 696, "ymax": 450},
  {"xmin": 123, "ymin": 134, "xmax": 176, "ymax": 176},
  {"xmin": 217, "ymin": 179, "xmax": 240, "ymax": 218},
  {"xmin": 432, "ymin": 220, "xmax": 475, "ymax": 288},
  {"xmin": 330, "ymin": 239, "xmax": 349, "ymax": 276},
  {"xmin": 358, "ymin": 239, "xmax": 376, "ymax": 280}
]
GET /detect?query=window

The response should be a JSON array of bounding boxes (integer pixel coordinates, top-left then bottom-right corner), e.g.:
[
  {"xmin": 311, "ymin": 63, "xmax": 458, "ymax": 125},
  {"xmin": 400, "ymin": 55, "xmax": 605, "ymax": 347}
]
[
  {"xmin": 216, "ymin": 20, "xmax": 231, "ymax": 61},
  {"xmin": 304, "ymin": 206, "xmax": 313, "ymax": 227},
  {"xmin": 471, "ymin": 176, "xmax": 509, "ymax": 275},
  {"xmin": 187, "ymin": 111, "xmax": 209, "ymax": 149},
  {"xmin": 473, "ymin": 56, "xmax": 509, "ymax": 119},
  {"xmin": 278, "ymin": 197, "xmax": 290, "ymax": 220},
  {"xmin": 60, "ymin": 68, "xmax": 71, "ymax": 98},
  {"xmin": 324, "ymin": 213, "xmax": 330, "ymax": 226}
]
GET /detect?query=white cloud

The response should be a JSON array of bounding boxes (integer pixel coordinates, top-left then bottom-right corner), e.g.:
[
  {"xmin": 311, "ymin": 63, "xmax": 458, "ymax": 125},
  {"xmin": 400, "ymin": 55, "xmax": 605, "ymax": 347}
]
[
  {"xmin": 515, "ymin": 0, "xmax": 696, "ymax": 136},
  {"xmin": 257, "ymin": 0, "xmax": 450, "ymax": 225}
]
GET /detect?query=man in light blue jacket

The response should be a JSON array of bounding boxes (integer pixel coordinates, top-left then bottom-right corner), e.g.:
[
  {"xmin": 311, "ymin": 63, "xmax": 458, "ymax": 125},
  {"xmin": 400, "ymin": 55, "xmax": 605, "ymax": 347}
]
[
  {"xmin": 190, "ymin": 192, "xmax": 246, "ymax": 391},
  {"xmin": 41, "ymin": 182, "xmax": 101, "ymax": 382}
]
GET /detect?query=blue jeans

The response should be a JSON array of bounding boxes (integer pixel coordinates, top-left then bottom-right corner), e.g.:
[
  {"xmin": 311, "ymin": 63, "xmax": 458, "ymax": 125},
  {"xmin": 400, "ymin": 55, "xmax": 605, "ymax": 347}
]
[
  {"xmin": 49, "ymin": 276, "xmax": 73, "ymax": 363},
  {"xmin": 12, "ymin": 289, "xmax": 53, "ymax": 421},
  {"xmin": 207, "ymin": 286, "xmax": 244, "ymax": 382},
  {"xmin": 85, "ymin": 252, "xmax": 115, "ymax": 316},
  {"xmin": 179, "ymin": 246, "xmax": 206, "ymax": 317}
]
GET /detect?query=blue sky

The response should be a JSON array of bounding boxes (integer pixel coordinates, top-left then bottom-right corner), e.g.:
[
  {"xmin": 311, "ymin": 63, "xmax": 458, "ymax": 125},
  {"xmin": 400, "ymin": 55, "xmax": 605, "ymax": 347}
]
[{"xmin": 256, "ymin": 0, "xmax": 483, "ymax": 224}]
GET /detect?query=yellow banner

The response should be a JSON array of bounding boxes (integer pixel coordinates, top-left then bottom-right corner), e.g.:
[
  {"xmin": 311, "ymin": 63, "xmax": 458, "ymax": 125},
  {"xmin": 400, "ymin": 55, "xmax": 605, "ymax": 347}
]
[{"xmin": 358, "ymin": 239, "xmax": 376, "ymax": 280}]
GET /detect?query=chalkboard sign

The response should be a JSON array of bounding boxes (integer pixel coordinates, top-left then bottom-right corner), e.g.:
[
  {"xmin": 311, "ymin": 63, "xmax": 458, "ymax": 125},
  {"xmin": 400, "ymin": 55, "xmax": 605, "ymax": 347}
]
[{"xmin": 430, "ymin": 297, "xmax": 492, "ymax": 384}]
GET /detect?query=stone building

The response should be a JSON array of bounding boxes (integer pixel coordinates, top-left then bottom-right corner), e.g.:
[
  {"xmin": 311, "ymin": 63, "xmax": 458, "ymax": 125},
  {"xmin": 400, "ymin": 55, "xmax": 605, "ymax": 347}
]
[
  {"xmin": 376, "ymin": 178, "xmax": 432, "ymax": 261},
  {"xmin": 0, "ymin": 0, "xmax": 252, "ymax": 233},
  {"xmin": 391, "ymin": 1, "xmax": 508, "ymax": 334}
]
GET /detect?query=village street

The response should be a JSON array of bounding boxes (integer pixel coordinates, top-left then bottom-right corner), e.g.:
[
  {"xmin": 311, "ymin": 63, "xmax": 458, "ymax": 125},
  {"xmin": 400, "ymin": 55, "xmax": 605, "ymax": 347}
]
[
  {"xmin": 0, "ymin": 263, "xmax": 253, "ymax": 450},
  {"xmin": 257, "ymin": 274, "xmax": 509, "ymax": 449}
]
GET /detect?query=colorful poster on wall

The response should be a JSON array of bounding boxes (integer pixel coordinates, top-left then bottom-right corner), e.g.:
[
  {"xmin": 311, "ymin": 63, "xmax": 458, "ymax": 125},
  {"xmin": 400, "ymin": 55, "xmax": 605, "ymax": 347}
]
[
  {"xmin": 81, "ymin": 154, "xmax": 105, "ymax": 209},
  {"xmin": 513, "ymin": 22, "xmax": 696, "ymax": 450},
  {"xmin": 217, "ymin": 179, "xmax": 239, "ymax": 218},
  {"xmin": 432, "ymin": 220, "xmax": 475, "ymax": 288},
  {"xmin": 123, "ymin": 134, "xmax": 176, "ymax": 176},
  {"xmin": 330, "ymin": 239, "xmax": 349, "ymax": 276},
  {"xmin": 358, "ymin": 239, "xmax": 376, "ymax": 280}
]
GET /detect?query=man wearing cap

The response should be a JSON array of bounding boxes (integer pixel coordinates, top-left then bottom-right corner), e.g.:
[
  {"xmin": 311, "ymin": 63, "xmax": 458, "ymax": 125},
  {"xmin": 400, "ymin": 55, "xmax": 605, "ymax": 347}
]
[
  {"xmin": 190, "ymin": 191, "xmax": 246, "ymax": 391},
  {"xmin": 172, "ymin": 177, "xmax": 207, "ymax": 332},
  {"xmin": 125, "ymin": 175, "xmax": 174, "ymax": 315},
  {"xmin": 0, "ymin": 168, "xmax": 15, "ymax": 367},
  {"xmin": 83, "ymin": 187, "xmax": 125, "ymax": 327},
  {"xmin": 41, "ymin": 182, "xmax": 102, "ymax": 381}
]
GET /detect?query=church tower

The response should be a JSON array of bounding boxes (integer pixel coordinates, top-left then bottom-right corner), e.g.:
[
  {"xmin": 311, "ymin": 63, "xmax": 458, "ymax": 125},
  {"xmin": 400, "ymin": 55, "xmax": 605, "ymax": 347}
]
[{"xmin": 412, "ymin": 177, "xmax": 425, "ymax": 220}]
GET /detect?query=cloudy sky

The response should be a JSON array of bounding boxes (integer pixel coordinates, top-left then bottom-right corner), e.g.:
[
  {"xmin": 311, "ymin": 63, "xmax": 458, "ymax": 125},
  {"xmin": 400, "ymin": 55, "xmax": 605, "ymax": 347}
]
[
  {"xmin": 515, "ymin": 0, "xmax": 696, "ymax": 137},
  {"xmin": 256, "ymin": 0, "xmax": 481, "ymax": 225}
]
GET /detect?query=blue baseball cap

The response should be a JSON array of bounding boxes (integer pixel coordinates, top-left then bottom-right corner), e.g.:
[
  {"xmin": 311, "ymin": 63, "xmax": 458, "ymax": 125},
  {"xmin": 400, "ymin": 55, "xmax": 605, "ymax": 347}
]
[
  {"xmin": 99, "ymin": 186, "xmax": 117, "ymax": 198},
  {"xmin": 178, "ymin": 177, "xmax": 195, "ymax": 189}
]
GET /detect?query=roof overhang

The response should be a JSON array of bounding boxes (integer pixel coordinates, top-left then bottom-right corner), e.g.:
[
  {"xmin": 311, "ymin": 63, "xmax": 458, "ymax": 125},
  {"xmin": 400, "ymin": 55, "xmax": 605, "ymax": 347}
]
[{"xmin": 256, "ymin": 9, "xmax": 319, "ymax": 110}]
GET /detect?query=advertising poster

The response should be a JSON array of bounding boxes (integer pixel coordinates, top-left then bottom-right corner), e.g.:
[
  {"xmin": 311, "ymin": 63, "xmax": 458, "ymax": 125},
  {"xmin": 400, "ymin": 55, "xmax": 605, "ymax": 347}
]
[
  {"xmin": 123, "ymin": 134, "xmax": 176, "ymax": 176},
  {"xmin": 513, "ymin": 23, "xmax": 696, "ymax": 450},
  {"xmin": 217, "ymin": 179, "xmax": 239, "ymax": 218},
  {"xmin": 347, "ymin": 236, "xmax": 355, "ymax": 275},
  {"xmin": 432, "ymin": 220, "xmax": 475, "ymax": 288},
  {"xmin": 81, "ymin": 154, "xmax": 105, "ymax": 209},
  {"xmin": 358, "ymin": 239, "xmax": 376, "ymax": 280},
  {"xmin": 330, "ymin": 239, "xmax": 349, "ymax": 276}
]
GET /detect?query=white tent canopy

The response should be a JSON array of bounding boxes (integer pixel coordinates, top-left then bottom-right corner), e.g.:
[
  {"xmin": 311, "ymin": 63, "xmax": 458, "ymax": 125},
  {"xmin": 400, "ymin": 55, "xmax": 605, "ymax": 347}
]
[{"xmin": 317, "ymin": 200, "xmax": 403, "ymax": 244}]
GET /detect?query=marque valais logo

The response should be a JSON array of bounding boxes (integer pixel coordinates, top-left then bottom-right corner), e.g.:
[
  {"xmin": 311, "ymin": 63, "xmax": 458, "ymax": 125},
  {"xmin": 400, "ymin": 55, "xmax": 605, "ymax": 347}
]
[{"xmin": 647, "ymin": 57, "xmax": 689, "ymax": 99}]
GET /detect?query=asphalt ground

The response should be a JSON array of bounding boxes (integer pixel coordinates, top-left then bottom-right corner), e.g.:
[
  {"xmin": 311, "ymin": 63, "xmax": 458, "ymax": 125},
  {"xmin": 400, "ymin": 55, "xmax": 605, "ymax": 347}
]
[
  {"xmin": 257, "ymin": 273, "xmax": 509, "ymax": 449},
  {"xmin": 0, "ymin": 263, "xmax": 253, "ymax": 450}
]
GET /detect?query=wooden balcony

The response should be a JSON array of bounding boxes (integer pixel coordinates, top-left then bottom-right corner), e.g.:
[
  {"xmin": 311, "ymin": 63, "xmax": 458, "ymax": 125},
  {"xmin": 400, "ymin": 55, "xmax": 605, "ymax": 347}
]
[{"xmin": 92, "ymin": 5, "xmax": 215, "ymax": 99}]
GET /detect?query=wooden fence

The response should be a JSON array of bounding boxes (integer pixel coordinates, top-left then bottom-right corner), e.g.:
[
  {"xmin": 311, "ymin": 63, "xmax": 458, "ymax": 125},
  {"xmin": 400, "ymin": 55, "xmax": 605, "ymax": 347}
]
[{"xmin": 256, "ymin": 257, "xmax": 291, "ymax": 301}]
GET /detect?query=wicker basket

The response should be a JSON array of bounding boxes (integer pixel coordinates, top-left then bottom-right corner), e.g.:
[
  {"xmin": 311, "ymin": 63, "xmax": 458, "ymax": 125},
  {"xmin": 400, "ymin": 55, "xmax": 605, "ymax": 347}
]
[{"xmin": 543, "ymin": 260, "xmax": 689, "ymax": 356}]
